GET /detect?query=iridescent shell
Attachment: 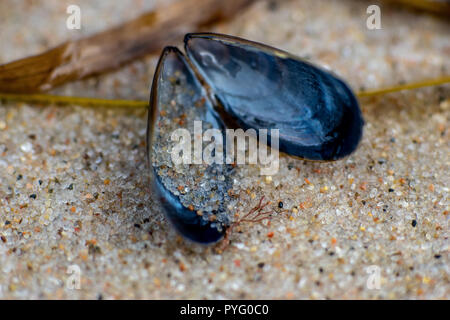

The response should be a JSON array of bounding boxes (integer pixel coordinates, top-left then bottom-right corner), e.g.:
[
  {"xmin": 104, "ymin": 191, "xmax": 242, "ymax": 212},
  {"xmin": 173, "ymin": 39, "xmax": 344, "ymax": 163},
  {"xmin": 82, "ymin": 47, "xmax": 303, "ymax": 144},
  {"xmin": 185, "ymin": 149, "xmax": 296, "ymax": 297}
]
[{"xmin": 147, "ymin": 33, "xmax": 364, "ymax": 243}]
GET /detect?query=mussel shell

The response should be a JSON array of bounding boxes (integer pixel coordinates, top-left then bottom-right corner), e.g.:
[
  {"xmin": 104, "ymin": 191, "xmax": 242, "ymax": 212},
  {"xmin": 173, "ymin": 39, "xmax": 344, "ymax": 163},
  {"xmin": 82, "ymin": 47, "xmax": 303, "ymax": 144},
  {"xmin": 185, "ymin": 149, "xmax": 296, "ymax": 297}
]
[
  {"xmin": 184, "ymin": 33, "xmax": 364, "ymax": 161},
  {"xmin": 147, "ymin": 47, "xmax": 231, "ymax": 243},
  {"xmin": 147, "ymin": 34, "xmax": 364, "ymax": 243}
]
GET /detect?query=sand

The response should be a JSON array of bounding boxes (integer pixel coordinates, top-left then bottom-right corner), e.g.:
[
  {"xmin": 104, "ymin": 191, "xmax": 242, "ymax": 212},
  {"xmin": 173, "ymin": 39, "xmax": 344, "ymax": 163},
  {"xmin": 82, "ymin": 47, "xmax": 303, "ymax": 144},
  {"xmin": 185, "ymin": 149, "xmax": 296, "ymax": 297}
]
[{"xmin": 0, "ymin": 0, "xmax": 448, "ymax": 299}]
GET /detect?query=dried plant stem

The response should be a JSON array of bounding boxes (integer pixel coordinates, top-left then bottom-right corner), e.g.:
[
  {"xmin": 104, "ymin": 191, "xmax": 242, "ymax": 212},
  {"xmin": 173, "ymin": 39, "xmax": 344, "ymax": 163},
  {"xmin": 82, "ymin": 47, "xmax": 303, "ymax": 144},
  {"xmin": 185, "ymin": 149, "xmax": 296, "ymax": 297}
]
[
  {"xmin": 387, "ymin": 0, "xmax": 450, "ymax": 16},
  {"xmin": 1, "ymin": 76, "xmax": 448, "ymax": 108},
  {"xmin": 356, "ymin": 76, "xmax": 450, "ymax": 98},
  {"xmin": 0, "ymin": 93, "xmax": 148, "ymax": 108},
  {"xmin": 0, "ymin": 0, "xmax": 257, "ymax": 93}
]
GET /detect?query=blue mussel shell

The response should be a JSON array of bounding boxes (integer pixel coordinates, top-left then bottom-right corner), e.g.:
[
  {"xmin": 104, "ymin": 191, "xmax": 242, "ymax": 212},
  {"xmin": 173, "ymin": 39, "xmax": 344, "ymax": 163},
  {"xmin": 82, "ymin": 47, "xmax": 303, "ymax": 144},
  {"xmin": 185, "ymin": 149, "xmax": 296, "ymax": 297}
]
[{"xmin": 147, "ymin": 33, "xmax": 364, "ymax": 243}]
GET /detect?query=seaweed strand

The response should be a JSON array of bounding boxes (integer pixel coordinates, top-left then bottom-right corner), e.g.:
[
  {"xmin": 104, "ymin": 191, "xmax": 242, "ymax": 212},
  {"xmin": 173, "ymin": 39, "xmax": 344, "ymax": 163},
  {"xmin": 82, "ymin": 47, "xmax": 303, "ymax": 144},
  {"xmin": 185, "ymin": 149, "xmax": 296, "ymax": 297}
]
[{"xmin": 0, "ymin": 76, "xmax": 448, "ymax": 108}]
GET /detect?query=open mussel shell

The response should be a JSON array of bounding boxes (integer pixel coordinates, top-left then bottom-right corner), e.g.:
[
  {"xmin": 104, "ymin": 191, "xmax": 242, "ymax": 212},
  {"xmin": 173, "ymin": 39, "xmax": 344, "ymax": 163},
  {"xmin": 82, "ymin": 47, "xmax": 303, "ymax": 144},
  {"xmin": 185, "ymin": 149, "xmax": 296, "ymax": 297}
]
[
  {"xmin": 147, "ymin": 47, "xmax": 232, "ymax": 243},
  {"xmin": 184, "ymin": 33, "xmax": 364, "ymax": 161},
  {"xmin": 148, "ymin": 34, "xmax": 364, "ymax": 243}
]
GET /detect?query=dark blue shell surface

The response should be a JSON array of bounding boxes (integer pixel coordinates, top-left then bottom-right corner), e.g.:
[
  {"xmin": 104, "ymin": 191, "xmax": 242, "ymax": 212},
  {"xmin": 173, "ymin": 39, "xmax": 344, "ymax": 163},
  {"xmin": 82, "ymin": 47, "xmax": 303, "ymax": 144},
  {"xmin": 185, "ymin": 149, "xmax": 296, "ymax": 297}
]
[{"xmin": 184, "ymin": 33, "xmax": 364, "ymax": 161}]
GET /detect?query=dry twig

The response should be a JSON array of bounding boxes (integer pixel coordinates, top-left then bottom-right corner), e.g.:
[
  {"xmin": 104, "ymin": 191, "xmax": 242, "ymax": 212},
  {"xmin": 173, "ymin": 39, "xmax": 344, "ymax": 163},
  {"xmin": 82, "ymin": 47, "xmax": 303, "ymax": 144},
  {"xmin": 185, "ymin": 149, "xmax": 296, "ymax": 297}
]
[{"xmin": 1, "ymin": 76, "xmax": 448, "ymax": 108}]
